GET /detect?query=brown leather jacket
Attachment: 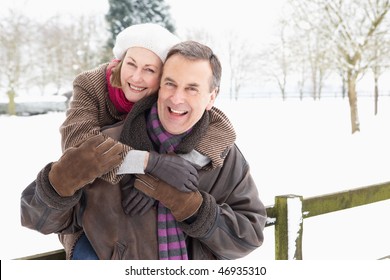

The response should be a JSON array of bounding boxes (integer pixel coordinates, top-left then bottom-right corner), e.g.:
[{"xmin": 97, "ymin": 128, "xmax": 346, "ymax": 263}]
[{"xmin": 21, "ymin": 95, "xmax": 267, "ymax": 260}]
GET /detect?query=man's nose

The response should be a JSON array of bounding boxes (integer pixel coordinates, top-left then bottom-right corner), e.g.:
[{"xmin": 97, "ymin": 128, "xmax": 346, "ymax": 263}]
[{"xmin": 170, "ymin": 88, "xmax": 186, "ymax": 103}]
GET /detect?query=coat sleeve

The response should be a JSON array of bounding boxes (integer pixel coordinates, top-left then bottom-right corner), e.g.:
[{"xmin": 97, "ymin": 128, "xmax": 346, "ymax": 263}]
[
  {"xmin": 20, "ymin": 163, "xmax": 83, "ymax": 235},
  {"xmin": 179, "ymin": 145, "xmax": 267, "ymax": 259},
  {"xmin": 60, "ymin": 65, "xmax": 130, "ymax": 184},
  {"xmin": 61, "ymin": 68, "xmax": 106, "ymax": 151}
]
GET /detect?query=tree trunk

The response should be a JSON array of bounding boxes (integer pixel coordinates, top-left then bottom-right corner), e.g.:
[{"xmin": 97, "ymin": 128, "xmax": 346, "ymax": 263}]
[
  {"xmin": 318, "ymin": 68, "xmax": 325, "ymax": 100},
  {"xmin": 229, "ymin": 72, "xmax": 234, "ymax": 101},
  {"xmin": 7, "ymin": 89, "xmax": 16, "ymax": 115},
  {"xmin": 341, "ymin": 79, "xmax": 346, "ymax": 99},
  {"xmin": 234, "ymin": 83, "xmax": 240, "ymax": 101},
  {"xmin": 347, "ymin": 71, "xmax": 360, "ymax": 133},
  {"xmin": 281, "ymin": 75, "xmax": 287, "ymax": 100},
  {"xmin": 374, "ymin": 74, "xmax": 379, "ymax": 116},
  {"xmin": 281, "ymin": 87, "xmax": 286, "ymax": 101},
  {"xmin": 311, "ymin": 70, "xmax": 317, "ymax": 100},
  {"xmin": 298, "ymin": 65, "xmax": 305, "ymax": 100},
  {"xmin": 341, "ymin": 72, "xmax": 347, "ymax": 99}
]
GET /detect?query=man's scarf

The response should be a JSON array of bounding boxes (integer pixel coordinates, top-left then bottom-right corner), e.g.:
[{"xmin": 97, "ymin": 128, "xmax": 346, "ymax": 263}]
[
  {"xmin": 106, "ymin": 60, "xmax": 134, "ymax": 114},
  {"xmin": 146, "ymin": 103, "xmax": 190, "ymax": 260}
]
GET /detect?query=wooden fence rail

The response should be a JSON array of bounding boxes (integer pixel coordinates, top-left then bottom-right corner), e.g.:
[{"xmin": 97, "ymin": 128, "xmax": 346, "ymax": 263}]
[
  {"xmin": 266, "ymin": 181, "xmax": 390, "ymax": 259},
  {"xmin": 16, "ymin": 181, "xmax": 390, "ymax": 260}
]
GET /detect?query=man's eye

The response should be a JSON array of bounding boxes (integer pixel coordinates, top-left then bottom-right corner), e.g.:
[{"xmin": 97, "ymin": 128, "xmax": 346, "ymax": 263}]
[{"xmin": 187, "ymin": 87, "xmax": 199, "ymax": 95}]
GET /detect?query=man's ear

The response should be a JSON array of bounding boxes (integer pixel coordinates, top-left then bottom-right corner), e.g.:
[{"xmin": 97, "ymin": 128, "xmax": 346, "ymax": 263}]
[{"xmin": 206, "ymin": 88, "xmax": 217, "ymax": 110}]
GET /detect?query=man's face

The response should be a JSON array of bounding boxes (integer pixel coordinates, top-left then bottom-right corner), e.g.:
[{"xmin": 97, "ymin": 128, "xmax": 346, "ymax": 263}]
[{"xmin": 157, "ymin": 54, "xmax": 217, "ymax": 135}]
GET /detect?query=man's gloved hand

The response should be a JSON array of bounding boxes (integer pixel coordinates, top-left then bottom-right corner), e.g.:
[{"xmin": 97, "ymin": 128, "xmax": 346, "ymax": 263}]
[
  {"xmin": 121, "ymin": 176, "xmax": 155, "ymax": 216},
  {"xmin": 134, "ymin": 174, "xmax": 203, "ymax": 222},
  {"xmin": 49, "ymin": 135, "xmax": 123, "ymax": 197},
  {"xmin": 145, "ymin": 151, "xmax": 198, "ymax": 192}
]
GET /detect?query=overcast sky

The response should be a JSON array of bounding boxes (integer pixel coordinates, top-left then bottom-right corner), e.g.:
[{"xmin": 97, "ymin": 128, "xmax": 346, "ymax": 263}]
[{"xmin": 1, "ymin": 0, "xmax": 285, "ymax": 42}]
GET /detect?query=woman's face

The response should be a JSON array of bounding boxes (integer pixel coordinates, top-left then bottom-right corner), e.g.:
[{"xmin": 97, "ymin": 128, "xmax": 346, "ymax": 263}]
[{"xmin": 120, "ymin": 47, "xmax": 163, "ymax": 102}]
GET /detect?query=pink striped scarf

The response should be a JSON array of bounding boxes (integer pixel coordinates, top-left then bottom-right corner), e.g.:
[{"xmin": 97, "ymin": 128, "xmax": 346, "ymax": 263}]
[
  {"xmin": 147, "ymin": 103, "xmax": 189, "ymax": 260},
  {"xmin": 157, "ymin": 204, "xmax": 188, "ymax": 260}
]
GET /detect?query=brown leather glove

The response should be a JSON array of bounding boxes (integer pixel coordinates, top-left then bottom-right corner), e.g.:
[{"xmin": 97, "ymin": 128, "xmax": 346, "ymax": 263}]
[
  {"xmin": 49, "ymin": 135, "xmax": 123, "ymax": 197},
  {"xmin": 134, "ymin": 174, "xmax": 203, "ymax": 222}
]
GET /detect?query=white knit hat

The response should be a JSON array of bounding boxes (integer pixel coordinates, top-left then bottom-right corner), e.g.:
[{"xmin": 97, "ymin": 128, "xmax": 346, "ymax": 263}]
[{"xmin": 113, "ymin": 23, "xmax": 180, "ymax": 62}]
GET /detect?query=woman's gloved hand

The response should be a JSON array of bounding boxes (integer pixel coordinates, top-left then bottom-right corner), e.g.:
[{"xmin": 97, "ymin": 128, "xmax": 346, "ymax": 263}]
[{"xmin": 145, "ymin": 151, "xmax": 198, "ymax": 192}]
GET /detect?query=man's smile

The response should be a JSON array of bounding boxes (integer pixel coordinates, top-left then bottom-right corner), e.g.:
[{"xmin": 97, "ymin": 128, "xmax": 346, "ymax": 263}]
[{"xmin": 168, "ymin": 107, "xmax": 188, "ymax": 116}]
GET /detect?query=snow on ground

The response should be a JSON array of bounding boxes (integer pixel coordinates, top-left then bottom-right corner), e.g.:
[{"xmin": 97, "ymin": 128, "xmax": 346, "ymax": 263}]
[{"xmin": 1, "ymin": 96, "xmax": 389, "ymax": 260}]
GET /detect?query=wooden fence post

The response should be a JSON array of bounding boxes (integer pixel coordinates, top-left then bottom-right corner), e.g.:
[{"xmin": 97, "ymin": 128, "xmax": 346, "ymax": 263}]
[{"xmin": 274, "ymin": 195, "xmax": 304, "ymax": 260}]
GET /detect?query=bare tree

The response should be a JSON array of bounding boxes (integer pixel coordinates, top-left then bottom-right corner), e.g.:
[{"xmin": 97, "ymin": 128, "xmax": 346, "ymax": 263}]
[
  {"xmin": 33, "ymin": 15, "xmax": 107, "ymax": 95},
  {"xmin": 289, "ymin": 0, "xmax": 390, "ymax": 133},
  {"xmin": 183, "ymin": 28, "xmax": 216, "ymax": 46},
  {"xmin": 260, "ymin": 19, "xmax": 291, "ymax": 100},
  {"xmin": 185, "ymin": 28, "xmax": 259, "ymax": 100},
  {"xmin": 0, "ymin": 9, "xmax": 112, "ymax": 114},
  {"xmin": 70, "ymin": 15, "xmax": 110, "ymax": 74},
  {"xmin": 328, "ymin": 0, "xmax": 389, "ymax": 132},
  {"xmin": 370, "ymin": 33, "xmax": 390, "ymax": 115},
  {"xmin": 224, "ymin": 31, "xmax": 258, "ymax": 100},
  {"xmin": 288, "ymin": 7, "xmax": 332, "ymax": 100},
  {"xmin": 0, "ymin": 9, "xmax": 33, "ymax": 115},
  {"xmin": 338, "ymin": 69, "xmax": 348, "ymax": 99},
  {"xmin": 290, "ymin": 38, "xmax": 308, "ymax": 100}
]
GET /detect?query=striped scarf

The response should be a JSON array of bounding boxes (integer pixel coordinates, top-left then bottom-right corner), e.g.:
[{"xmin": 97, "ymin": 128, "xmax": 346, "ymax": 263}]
[{"xmin": 146, "ymin": 103, "xmax": 189, "ymax": 260}]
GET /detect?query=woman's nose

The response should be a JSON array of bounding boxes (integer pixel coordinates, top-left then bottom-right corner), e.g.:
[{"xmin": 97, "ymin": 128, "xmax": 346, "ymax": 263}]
[{"xmin": 131, "ymin": 69, "xmax": 143, "ymax": 82}]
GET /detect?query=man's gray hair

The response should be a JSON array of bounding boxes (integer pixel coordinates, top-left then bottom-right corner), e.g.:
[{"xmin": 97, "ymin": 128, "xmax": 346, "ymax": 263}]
[{"xmin": 166, "ymin": 41, "xmax": 222, "ymax": 94}]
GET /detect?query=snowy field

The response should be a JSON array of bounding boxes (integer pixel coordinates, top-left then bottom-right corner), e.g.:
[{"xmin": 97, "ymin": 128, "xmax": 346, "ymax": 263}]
[{"xmin": 1, "ymin": 96, "xmax": 390, "ymax": 260}]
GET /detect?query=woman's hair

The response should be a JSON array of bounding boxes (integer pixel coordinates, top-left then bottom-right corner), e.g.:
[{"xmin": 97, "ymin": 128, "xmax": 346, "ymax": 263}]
[
  {"xmin": 110, "ymin": 60, "xmax": 124, "ymax": 88},
  {"xmin": 165, "ymin": 41, "xmax": 222, "ymax": 94}
]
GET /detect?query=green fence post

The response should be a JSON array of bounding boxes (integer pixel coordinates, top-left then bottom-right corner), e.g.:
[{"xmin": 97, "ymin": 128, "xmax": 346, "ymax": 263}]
[{"xmin": 274, "ymin": 195, "xmax": 303, "ymax": 260}]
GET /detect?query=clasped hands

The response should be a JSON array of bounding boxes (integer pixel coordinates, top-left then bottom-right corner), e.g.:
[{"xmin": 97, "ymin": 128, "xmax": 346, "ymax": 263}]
[
  {"xmin": 121, "ymin": 151, "xmax": 202, "ymax": 221},
  {"xmin": 48, "ymin": 135, "xmax": 202, "ymax": 221}
]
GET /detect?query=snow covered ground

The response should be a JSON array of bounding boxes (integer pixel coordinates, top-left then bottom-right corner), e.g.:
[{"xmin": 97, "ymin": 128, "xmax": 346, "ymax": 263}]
[{"xmin": 1, "ymin": 96, "xmax": 389, "ymax": 260}]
